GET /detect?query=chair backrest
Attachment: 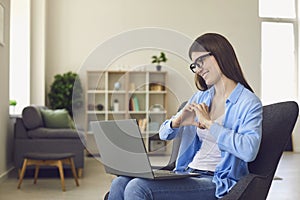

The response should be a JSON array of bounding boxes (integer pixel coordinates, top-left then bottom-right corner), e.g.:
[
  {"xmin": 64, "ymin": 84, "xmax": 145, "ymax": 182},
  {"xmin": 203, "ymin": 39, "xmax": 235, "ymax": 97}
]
[
  {"xmin": 244, "ymin": 101, "xmax": 298, "ymax": 199},
  {"xmin": 249, "ymin": 101, "xmax": 298, "ymax": 175},
  {"xmin": 222, "ymin": 101, "xmax": 299, "ymax": 200}
]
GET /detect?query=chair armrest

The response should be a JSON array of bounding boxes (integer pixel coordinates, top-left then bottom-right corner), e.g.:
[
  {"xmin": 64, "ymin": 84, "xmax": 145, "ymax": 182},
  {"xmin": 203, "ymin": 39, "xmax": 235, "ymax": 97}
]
[{"xmin": 221, "ymin": 173, "xmax": 267, "ymax": 200}]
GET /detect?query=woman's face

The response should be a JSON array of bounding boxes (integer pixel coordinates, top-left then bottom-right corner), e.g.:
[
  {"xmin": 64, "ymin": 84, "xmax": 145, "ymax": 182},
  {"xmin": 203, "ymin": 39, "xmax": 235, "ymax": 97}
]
[{"xmin": 191, "ymin": 52, "xmax": 223, "ymax": 86}]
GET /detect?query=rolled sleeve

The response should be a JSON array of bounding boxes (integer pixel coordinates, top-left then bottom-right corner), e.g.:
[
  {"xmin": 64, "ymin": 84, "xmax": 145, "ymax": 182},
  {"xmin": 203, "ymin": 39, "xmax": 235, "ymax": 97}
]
[
  {"xmin": 210, "ymin": 122, "xmax": 223, "ymax": 139},
  {"xmin": 159, "ymin": 120, "xmax": 180, "ymax": 140}
]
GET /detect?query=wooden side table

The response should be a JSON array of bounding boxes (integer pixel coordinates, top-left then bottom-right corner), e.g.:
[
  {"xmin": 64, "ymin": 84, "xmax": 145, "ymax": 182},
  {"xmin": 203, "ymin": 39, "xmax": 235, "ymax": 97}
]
[{"xmin": 17, "ymin": 152, "xmax": 79, "ymax": 191}]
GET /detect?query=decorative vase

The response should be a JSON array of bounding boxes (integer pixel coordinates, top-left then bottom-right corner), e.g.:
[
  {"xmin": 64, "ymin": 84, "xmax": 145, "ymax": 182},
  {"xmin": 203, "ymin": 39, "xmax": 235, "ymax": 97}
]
[
  {"xmin": 113, "ymin": 99, "xmax": 119, "ymax": 111},
  {"xmin": 97, "ymin": 104, "xmax": 104, "ymax": 111},
  {"xmin": 156, "ymin": 65, "xmax": 162, "ymax": 71},
  {"xmin": 114, "ymin": 82, "xmax": 121, "ymax": 90},
  {"xmin": 150, "ymin": 104, "xmax": 164, "ymax": 112}
]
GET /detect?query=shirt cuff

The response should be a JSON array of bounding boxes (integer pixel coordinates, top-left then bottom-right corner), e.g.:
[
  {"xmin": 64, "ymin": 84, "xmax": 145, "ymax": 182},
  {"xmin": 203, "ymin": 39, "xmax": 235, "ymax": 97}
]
[
  {"xmin": 159, "ymin": 120, "xmax": 179, "ymax": 140},
  {"xmin": 167, "ymin": 120, "xmax": 179, "ymax": 130},
  {"xmin": 210, "ymin": 122, "xmax": 223, "ymax": 139}
]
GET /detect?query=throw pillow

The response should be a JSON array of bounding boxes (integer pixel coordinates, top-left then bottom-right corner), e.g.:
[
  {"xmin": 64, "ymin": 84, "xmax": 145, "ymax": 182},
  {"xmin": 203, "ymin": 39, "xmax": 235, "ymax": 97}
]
[
  {"xmin": 67, "ymin": 114, "xmax": 76, "ymax": 129},
  {"xmin": 40, "ymin": 109, "xmax": 74, "ymax": 129}
]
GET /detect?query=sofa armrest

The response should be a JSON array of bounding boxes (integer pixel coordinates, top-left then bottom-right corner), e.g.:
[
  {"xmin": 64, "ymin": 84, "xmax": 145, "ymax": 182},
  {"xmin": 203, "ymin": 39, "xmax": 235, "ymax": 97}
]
[{"xmin": 14, "ymin": 118, "xmax": 28, "ymax": 139}]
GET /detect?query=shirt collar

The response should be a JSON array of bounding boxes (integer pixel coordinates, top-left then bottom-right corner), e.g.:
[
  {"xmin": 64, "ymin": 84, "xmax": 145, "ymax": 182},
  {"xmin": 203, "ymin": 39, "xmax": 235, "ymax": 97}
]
[
  {"xmin": 207, "ymin": 82, "xmax": 244, "ymax": 105},
  {"xmin": 227, "ymin": 83, "xmax": 244, "ymax": 104}
]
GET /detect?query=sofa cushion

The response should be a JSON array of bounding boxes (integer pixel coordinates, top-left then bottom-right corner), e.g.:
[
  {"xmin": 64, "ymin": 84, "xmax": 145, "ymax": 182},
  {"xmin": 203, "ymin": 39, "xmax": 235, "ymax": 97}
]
[
  {"xmin": 22, "ymin": 106, "xmax": 44, "ymax": 130},
  {"xmin": 40, "ymin": 109, "xmax": 74, "ymax": 129},
  {"xmin": 27, "ymin": 128, "xmax": 81, "ymax": 139}
]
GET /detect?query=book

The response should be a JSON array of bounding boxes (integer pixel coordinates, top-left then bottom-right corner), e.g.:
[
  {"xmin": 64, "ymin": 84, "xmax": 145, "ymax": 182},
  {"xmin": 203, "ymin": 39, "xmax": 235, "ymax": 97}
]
[
  {"xmin": 129, "ymin": 97, "xmax": 134, "ymax": 111},
  {"xmin": 138, "ymin": 118, "xmax": 147, "ymax": 132},
  {"xmin": 132, "ymin": 95, "xmax": 140, "ymax": 111}
]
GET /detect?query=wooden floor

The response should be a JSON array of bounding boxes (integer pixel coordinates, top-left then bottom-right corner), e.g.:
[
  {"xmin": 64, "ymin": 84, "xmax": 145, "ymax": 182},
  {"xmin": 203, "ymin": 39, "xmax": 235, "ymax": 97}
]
[{"xmin": 0, "ymin": 152, "xmax": 299, "ymax": 200}]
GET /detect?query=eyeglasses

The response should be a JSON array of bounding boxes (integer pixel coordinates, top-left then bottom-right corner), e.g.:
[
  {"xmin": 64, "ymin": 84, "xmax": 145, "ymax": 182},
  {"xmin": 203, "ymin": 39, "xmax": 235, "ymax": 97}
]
[{"xmin": 189, "ymin": 53, "xmax": 212, "ymax": 73}]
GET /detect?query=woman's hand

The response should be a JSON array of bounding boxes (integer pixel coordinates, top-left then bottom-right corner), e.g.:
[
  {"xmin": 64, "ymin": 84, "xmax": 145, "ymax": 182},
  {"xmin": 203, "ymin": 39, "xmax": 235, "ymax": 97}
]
[
  {"xmin": 191, "ymin": 103, "xmax": 213, "ymax": 129},
  {"xmin": 171, "ymin": 104, "xmax": 199, "ymax": 128}
]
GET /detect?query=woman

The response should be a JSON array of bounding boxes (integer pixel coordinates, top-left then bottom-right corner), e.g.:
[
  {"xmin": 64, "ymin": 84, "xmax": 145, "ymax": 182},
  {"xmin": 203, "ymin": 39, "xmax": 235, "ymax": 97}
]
[{"xmin": 108, "ymin": 33, "xmax": 262, "ymax": 199}]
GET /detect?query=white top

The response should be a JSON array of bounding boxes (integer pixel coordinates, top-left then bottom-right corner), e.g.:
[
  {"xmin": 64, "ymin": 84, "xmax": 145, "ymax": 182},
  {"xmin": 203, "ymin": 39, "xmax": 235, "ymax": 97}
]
[{"xmin": 188, "ymin": 115, "xmax": 224, "ymax": 172}]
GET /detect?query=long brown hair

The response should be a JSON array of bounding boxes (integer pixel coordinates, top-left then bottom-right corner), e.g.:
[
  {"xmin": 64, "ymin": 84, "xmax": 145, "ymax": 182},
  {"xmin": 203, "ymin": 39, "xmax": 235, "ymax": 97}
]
[{"xmin": 189, "ymin": 33, "xmax": 253, "ymax": 92}]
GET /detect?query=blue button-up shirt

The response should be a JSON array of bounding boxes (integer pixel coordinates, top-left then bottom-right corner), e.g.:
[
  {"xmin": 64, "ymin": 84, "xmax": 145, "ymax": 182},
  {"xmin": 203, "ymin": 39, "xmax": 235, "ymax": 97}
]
[{"xmin": 159, "ymin": 83, "xmax": 262, "ymax": 198}]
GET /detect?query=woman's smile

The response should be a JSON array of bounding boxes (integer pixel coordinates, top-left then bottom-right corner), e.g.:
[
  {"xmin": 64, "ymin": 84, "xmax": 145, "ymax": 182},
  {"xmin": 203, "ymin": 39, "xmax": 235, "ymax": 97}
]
[{"xmin": 201, "ymin": 71, "xmax": 209, "ymax": 79}]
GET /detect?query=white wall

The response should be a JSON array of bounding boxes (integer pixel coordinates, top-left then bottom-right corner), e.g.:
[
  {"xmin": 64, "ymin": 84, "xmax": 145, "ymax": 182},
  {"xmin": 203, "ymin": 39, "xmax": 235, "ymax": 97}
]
[
  {"xmin": 0, "ymin": 0, "xmax": 12, "ymax": 182},
  {"xmin": 44, "ymin": 0, "xmax": 261, "ymax": 117},
  {"xmin": 30, "ymin": 0, "xmax": 46, "ymax": 105}
]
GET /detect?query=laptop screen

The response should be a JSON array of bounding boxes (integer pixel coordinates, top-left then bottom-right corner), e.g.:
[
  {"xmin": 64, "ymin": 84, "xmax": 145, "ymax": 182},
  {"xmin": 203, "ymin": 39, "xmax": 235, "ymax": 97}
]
[{"xmin": 90, "ymin": 119, "xmax": 154, "ymax": 177}]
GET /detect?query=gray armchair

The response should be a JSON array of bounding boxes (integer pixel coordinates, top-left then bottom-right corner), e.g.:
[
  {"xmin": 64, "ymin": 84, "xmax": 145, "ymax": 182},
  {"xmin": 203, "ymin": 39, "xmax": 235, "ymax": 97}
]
[
  {"xmin": 14, "ymin": 105, "xmax": 85, "ymax": 177},
  {"xmin": 104, "ymin": 101, "xmax": 299, "ymax": 200},
  {"xmin": 158, "ymin": 101, "xmax": 299, "ymax": 199},
  {"xmin": 221, "ymin": 101, "xmax": 298, "ymax": 199}
]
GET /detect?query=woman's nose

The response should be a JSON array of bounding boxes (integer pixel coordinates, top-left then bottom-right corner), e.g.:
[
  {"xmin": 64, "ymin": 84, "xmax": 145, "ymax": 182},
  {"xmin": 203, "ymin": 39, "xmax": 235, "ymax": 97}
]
[{"xmin": 195, "ymin": 65, "xmax": 203, "ymax": 74}]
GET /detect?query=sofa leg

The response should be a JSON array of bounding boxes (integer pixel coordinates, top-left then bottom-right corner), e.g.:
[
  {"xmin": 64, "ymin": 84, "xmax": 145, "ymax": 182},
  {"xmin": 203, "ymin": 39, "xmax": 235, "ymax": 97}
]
[
  {"xmin": 18, "ymin": 159, "xmax": 28, "ymax": 189},
  {"xmin": 77, "ymin": 168, "xmax": 83, "ymax": 178}
]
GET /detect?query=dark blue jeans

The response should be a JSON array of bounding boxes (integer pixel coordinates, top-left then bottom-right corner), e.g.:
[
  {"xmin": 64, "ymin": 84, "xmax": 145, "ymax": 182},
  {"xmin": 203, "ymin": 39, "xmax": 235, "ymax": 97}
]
[{"xmin": 108, "ymin": 173, "xmax": 217, "ymax": 200}]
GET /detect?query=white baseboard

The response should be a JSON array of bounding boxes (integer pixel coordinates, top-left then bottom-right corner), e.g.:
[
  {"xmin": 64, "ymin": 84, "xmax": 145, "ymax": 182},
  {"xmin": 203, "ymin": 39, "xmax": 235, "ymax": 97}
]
[
  {"xmin": 0, "ymin": 167, "xmax": 15, "ymax": 184},
  {"xmin": 293, "ymin": 147, "xmax": 300, "ymax": 153}
]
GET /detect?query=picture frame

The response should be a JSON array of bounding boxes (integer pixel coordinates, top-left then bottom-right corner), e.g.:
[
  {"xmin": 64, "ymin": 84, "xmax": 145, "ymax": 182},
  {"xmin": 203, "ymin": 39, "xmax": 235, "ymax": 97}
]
[{"xmin": 0, "ymin": 3, "xmax": 4, "ymax": 46}]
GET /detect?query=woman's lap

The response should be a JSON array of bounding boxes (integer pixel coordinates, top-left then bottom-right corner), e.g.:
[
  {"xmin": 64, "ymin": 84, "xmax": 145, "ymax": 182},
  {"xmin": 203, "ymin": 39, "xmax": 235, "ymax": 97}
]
[{"xmin": 108, "ymin": 175, "xmax": 217, "ymax": 200}]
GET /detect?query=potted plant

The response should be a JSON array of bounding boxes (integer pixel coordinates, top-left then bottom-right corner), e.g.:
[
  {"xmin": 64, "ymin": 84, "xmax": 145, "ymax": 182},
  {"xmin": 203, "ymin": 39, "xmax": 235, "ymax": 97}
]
[
  {"xmin": 9, "ymin": 100, "xmax": 17, "ymax": 114},
  {"xmin": 9, "ymin": 99, "xmax": 17, "ymax": 106},
  {"xmin": 48, "ymin": 71, "xmax": 83, "ymax": 117},
  {"xmin": 151, "ymin": 52, "xmax": 167, "ymax": 71}
]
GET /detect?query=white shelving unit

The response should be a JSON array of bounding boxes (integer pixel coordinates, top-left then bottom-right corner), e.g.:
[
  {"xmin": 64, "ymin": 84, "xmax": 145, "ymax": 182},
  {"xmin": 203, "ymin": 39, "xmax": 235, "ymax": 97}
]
[{"xmin": 85, "ymin": 70, "xmax": 168, "ymax": 153}]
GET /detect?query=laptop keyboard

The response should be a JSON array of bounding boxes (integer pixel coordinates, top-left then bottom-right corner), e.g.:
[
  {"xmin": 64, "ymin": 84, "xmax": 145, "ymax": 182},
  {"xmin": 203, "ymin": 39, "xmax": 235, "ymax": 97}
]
[
  {"xmin": 153, "ymin": 169, "xmax": 202, "ymax": 178},
  {"xmin": 153, "ymin": 170, "xmax": 178, "ymax": 177}
]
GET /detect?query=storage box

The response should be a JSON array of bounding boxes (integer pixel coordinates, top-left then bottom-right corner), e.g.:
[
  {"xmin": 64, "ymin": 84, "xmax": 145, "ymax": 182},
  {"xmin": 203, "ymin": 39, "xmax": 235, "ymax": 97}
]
[
  {"xmin": 149, "ymin": 122, "xmax": 159, "ymax": 131},
  {"xmin": 149, "ymin": 83, "xmax": 165, "ymax": 91},
  {"xmin": 149, "ymin": 140, "xmax": 166, "ymax": 152}
]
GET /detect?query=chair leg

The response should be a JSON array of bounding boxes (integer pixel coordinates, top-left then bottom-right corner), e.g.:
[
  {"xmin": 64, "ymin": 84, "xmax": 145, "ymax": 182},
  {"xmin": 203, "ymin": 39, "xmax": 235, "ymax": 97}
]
[
  {"xmin": 77, "ymin": 168, "xmax": 83, "ymax": 178},
  {"xmin": 69, "ymin": 158, "xmax": 79, "ymax": 186},
  {"xmin": 34, "ymin": 165, "xmax": 40, "ymax": 184},
  {"xmin": 17, "ymin": 159, "xmax": 28, "ymax": 189},
  {"xmin": 57, "ymin": 160, "xmax": 66, "ymax": 192}
]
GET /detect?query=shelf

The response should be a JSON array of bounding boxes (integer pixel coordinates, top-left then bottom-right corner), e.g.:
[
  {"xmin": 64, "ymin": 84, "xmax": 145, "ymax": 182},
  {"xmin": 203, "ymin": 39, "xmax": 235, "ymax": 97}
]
[
  {"xmin": 85, "ymin": 70, "xmax": 168, "ymax": 152},
  {"xmin": 149, "ymin": 111, "xmax": 167, "ymax": 114},
  {"xmin": 108, "ymin": 90, "xmax": 126, "ymax": 94},
  {"xmin": 147, "ymin": 151, "xmax": 170, "ymax": 156},
  {"xmin": 128, "ymin": 111, "xmax": 147, "ymax": 114},
  {"xmin": 149, "ymin": 91, "xmax": 167, "ymax": 94},
  {"xmin": 87, "ymin": 111, "xmax": 106, "ymax": 114},
  {"xmin": 148, "ymin": 131, "xmax": 160, "ymax": 135},
  {"xmin": 107, "ymin": 111, "xmax": 127, "ymax": 114},
  {"xmin": 87, "ymin": 90, "xmax": 106, "ymax": 93},
  {"xmin": 128, "ymin": 90, "xmax": 147, "ymax": 94}
]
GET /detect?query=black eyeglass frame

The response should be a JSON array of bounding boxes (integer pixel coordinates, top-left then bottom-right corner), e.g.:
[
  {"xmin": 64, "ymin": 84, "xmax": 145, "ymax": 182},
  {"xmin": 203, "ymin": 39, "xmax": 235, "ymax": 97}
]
[{"xmin": 189, "ymin": 53, "xmax": 213, "ymax": 73}]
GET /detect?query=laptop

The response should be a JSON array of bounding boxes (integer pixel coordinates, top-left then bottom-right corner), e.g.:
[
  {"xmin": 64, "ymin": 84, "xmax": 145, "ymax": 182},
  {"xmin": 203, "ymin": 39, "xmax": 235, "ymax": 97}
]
[{"xmin": 90, "ymin": 119, "xmax": 201, "ymax": 180}]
